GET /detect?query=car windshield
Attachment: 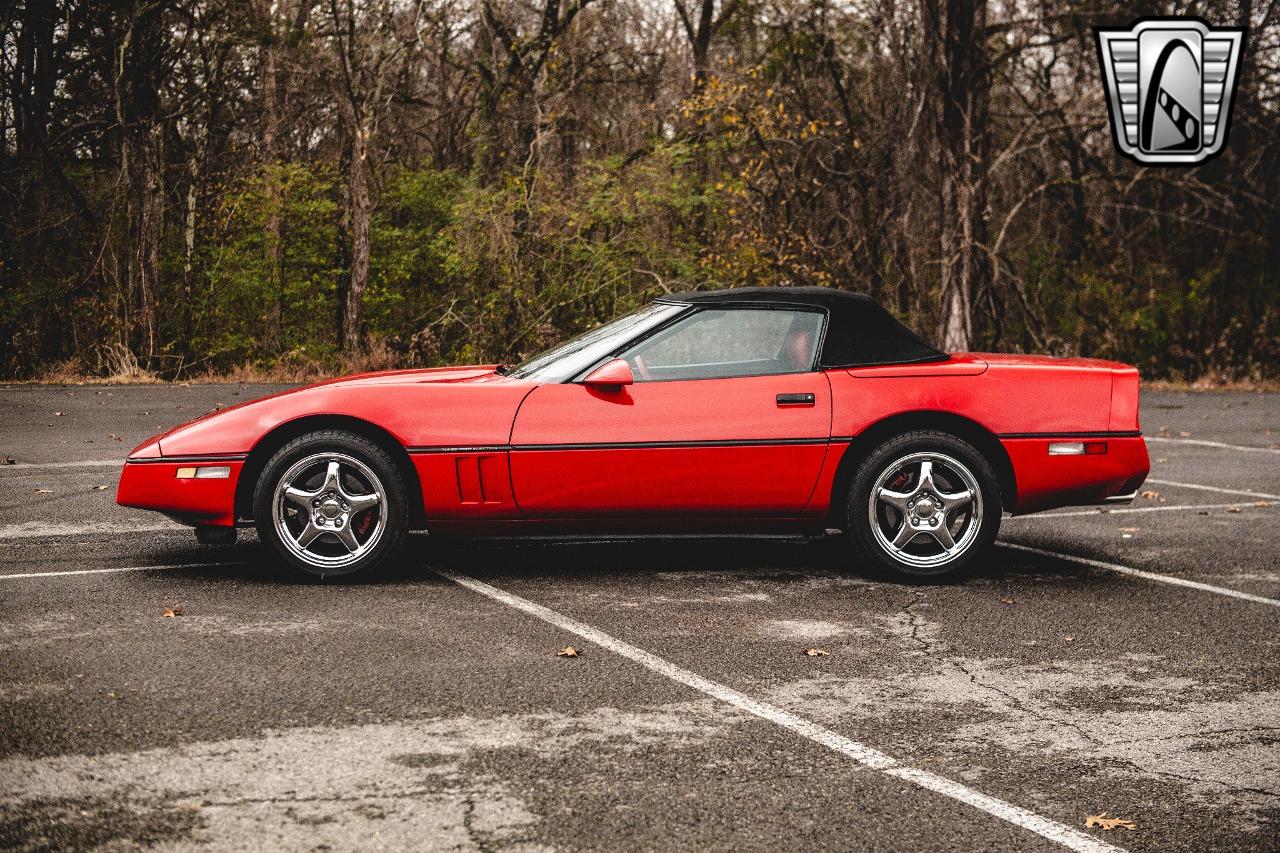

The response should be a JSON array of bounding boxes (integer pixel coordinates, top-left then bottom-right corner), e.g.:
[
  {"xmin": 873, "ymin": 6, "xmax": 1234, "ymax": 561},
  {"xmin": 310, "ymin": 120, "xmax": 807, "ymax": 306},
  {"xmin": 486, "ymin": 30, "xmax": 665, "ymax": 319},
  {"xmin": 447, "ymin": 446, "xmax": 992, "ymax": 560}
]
[{"xmin": 508, "ymin": 302, "xmax": 686, "ymax": 383}]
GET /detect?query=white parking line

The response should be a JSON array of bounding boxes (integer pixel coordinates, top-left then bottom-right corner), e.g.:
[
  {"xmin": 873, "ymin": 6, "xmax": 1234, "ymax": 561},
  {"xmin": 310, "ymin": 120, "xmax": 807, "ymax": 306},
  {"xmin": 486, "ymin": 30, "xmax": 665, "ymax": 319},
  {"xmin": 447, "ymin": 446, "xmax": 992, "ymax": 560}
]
[
  {"xmin": 1145, "ymin": 478, "xmax": 1280, "ymax": 501},
  {"xmin": 0, "ymin": 562, "xmax": 239, "ymax": 581},
  {"xmin": 438, "ymin": 568, "xmax": 1124, "ymax": 853},
  {"xmin": 0, "ymin": 459, "xmax": 124, "ymax": 471},
  {"xmin": 1006, "ymin": 502, "xmax": 1269, "ymax": 519},
  {"xmin": 1146, "ymin": 436, "xmax": 1280, "ymax": 454},
  {"xmin": 1001, "ymin": 543, "xmax": 1280, "ymax": 607}
]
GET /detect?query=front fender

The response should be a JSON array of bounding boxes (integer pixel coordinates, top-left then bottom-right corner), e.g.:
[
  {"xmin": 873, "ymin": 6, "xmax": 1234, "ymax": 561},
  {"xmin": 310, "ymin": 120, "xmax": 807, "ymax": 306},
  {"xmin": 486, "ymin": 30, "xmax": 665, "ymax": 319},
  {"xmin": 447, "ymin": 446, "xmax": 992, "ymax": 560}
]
[{"xmin": 154, "ymin": 380, "xmax": 535, "ymax": 458}]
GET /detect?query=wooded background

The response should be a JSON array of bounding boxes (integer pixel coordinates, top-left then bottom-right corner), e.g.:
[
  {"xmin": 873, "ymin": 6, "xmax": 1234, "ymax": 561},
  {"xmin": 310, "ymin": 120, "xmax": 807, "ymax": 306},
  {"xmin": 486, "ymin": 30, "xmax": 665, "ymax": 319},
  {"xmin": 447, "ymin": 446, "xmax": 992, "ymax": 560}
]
[{"xmin": 2, "ymin": 0, "xmax": 1278, "ymax": 381}]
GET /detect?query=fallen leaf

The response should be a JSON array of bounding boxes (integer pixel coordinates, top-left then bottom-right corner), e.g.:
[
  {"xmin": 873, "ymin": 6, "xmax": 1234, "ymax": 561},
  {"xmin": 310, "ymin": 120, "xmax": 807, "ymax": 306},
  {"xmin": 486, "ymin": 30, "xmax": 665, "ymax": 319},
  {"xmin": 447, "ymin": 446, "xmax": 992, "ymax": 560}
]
[
  {"xmin": 34, "ymin": 488, "xmax": 52, "ymax": 494},
  {"xmin": 557, "ymin": 645, "xmax": 579, "ymax": 657},
  {"xmin": 3, "ymin": 456, "xmax": 14, "ymax": 465},
  {"xmin": 1063, "ymin": 636, "xmax": 1074, "ymax": 642},
  {"xmin": 1085, "ymin": 812, "xmax": 1136, "ymax": 831},
  {"xmin": 1156, "ymin": 457, "xmax": 1168, "ymax": 463},
  {"xmin": 1000, "ymin": 597, "xmax": 1015, "ymax": 604},
  {"xmin": 54, "ymin": 411, "xmax": 64, "ymax": 417},
  {"xmin": 803, "ymin": 648, "xmax": 829, "ymax": 657},
  {"xmin": 1227, "ymin": 507, "xmax": 1242, "ymax": 513},
  {"xmin": 1178, "ymin": 431, "xmax": 1191, "ymax": 437},
  {"xmin": 1253, "ymin": 501, "xmax": 1270, "ymax": 507},
  {"xmin": 1140, "ymin": 490, "xmax": 1160, "ymax": 499},
  {"xmin": 95, "ymin": 485, "xmax": 109, "ymax": 491},
  {"xmin": 162, "ymin": 604, "xmax": 184, "ymax": 618}
]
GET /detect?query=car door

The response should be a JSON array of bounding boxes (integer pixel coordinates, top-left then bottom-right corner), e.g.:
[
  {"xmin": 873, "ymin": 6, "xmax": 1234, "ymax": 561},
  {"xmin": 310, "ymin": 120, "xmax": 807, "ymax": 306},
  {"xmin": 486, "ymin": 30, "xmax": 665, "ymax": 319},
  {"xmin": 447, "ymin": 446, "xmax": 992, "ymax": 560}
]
[{"xmin": 508, "ymin": 306, "xmax": 832, "ymax": 518}]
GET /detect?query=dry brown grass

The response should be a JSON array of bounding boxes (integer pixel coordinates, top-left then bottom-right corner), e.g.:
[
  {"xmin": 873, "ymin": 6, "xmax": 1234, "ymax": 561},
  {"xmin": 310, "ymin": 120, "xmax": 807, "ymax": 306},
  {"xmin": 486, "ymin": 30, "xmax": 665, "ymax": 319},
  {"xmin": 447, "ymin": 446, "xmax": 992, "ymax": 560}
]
[
  {"xmin": 34, "ymin": 344, "xmax": 161, "ymax": 385},
  {"xmin": 25, "ymin": 340, "xmax": 404, "ymax": 386},
  {"xmin": 1144, "ymin": 377, "xmax": 1280, "ymax": 393}
]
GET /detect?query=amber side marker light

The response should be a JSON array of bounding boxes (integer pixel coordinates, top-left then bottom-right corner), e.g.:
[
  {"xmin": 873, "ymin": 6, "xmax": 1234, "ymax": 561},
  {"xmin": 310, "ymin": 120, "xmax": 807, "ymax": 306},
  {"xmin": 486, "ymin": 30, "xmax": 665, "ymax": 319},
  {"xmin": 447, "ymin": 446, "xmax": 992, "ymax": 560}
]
[
  {"xmin": 175, "ymin": 466, "xmax": 231, "ymax": 479},
  {"xmin": 1048, "ymin": 441, "xmax": 1107, "ymax": 456}
]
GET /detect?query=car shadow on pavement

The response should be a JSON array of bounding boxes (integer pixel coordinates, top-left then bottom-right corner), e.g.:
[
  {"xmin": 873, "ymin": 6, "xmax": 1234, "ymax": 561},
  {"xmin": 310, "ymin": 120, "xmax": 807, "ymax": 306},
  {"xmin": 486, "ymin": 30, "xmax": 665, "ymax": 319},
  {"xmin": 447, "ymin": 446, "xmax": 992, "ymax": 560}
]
[{"xmin": 140, "ymin": 531, "xmax": 1087, "ymax": 590}]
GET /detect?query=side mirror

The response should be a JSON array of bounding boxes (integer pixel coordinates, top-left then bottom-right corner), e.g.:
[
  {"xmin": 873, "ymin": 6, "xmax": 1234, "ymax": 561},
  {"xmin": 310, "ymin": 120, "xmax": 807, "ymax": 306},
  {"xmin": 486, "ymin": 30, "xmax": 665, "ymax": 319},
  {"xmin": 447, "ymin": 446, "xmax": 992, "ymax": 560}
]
[{"xmin": 583, "ymin": 358, "xmax": 634, "ymax": 389}]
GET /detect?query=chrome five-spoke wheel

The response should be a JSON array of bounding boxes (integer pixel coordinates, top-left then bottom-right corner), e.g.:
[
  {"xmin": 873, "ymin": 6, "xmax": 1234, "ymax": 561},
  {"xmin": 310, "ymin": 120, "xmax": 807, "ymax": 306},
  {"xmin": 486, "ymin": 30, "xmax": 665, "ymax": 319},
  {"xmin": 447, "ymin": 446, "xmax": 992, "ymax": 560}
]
[
  {"xmin": 849, "ymin": 431, "xmax": 1001, "ymax": 580},
  {"xmin": 255, "ymin": 431, "xmax": 408, "ymax": 580},
  {"xmin": 868, "ymin": 452, "xmax": 982, "ymax": 569},
  {"xmin": 271, "ymin": 452, "xmax": 387, "ymax": 570}
]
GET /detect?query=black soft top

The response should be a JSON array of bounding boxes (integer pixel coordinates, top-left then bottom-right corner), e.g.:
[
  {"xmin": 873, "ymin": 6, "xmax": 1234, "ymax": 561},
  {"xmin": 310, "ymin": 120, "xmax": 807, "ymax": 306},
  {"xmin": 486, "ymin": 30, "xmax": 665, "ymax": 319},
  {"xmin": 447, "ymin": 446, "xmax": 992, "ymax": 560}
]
[{"xmin": 656, "ymin": 287, "xmax": 947, "ymax": 368}]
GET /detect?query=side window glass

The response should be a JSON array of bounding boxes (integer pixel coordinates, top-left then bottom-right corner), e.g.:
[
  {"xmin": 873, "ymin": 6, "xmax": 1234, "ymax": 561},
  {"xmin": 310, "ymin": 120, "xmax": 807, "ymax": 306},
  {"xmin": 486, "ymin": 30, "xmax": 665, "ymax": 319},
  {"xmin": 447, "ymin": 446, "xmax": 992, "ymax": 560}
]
[{"xmin": 619, "ymin": 308, "xmax": 822, "ymax": 381}]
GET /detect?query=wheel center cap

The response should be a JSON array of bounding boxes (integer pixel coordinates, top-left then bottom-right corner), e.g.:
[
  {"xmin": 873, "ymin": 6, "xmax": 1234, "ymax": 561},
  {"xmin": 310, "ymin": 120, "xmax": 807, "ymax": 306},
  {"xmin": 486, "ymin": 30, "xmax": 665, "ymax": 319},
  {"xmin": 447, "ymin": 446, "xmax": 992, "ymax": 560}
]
[
  {"xmin": 320, "ymin": 499, "xmax": 343, "ymax": 519},
  {"xmin": 914, "ymin": 497, "xmax": 936, "ymax": 518}
]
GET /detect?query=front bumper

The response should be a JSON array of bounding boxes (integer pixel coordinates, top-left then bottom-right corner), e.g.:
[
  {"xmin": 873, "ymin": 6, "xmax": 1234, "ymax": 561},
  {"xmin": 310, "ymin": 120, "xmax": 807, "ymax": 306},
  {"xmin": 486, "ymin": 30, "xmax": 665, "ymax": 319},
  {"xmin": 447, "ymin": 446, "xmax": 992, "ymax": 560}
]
[{"xmin": 116, "ymin": 458, "xmax": 244, "ymax": 527}]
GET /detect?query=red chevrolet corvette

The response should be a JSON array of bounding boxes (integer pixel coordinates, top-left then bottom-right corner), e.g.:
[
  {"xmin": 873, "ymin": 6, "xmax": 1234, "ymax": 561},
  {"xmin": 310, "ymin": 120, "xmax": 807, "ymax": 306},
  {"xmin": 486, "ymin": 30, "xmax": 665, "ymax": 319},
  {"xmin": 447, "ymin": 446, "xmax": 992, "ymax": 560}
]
[{"xmin": 118, "ymin": 288, "xmax": 1149, "ymax": 580}]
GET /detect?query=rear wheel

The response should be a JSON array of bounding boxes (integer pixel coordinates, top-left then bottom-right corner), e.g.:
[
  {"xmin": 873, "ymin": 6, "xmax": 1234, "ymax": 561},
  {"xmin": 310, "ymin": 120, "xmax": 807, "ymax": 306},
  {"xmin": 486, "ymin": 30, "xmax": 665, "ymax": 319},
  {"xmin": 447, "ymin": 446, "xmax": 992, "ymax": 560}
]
[
  {"xmin": 846, "ymin": 430, "xmax": 1001, "ymax": 581},
  {"xmin": 253, "ymin": 431, "xmax": 407, "ymax": 580}
]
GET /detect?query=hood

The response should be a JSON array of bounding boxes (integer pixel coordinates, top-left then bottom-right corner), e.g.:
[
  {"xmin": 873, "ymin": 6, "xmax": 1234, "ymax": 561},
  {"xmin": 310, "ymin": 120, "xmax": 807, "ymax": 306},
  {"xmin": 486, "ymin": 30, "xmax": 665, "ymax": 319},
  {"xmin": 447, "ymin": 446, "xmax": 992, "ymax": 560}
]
[
  {"xmin": 324, "ymin": 365, "xmax": 503, "ymax": 387},
  {"xmin": 127, "ymin": 365, "xmax": 527, "ymax": 460}
]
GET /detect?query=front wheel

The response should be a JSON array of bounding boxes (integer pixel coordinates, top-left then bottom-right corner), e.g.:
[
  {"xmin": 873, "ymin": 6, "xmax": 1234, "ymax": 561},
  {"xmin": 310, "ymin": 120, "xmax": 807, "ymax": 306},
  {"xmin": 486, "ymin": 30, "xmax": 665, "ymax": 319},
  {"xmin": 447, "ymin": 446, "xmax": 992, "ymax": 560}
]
[
  {"xmin": 253, "ymin": 431, "xmax": 408, "ymax": 580},
  {"xmin": 846, "ymin": 431, "xmax": 1002, "ymax": 581}
]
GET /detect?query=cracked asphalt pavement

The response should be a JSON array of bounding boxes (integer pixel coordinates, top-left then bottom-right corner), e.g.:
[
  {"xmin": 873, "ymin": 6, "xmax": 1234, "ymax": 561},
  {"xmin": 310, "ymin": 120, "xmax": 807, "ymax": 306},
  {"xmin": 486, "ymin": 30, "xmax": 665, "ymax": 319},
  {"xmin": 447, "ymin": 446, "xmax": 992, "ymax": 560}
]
[{"xmin": 1, "ymin": 383, "xmax": 1277, "ymax": 851}]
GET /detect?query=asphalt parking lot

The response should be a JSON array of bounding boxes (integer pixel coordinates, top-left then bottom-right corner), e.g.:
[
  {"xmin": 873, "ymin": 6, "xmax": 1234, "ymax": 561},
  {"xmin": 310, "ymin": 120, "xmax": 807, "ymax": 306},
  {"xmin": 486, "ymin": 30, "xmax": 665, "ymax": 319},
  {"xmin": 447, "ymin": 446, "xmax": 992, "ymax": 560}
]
[{"xmin": 1, "ymin": 384, "xmax": 1277, "ymax": 852}]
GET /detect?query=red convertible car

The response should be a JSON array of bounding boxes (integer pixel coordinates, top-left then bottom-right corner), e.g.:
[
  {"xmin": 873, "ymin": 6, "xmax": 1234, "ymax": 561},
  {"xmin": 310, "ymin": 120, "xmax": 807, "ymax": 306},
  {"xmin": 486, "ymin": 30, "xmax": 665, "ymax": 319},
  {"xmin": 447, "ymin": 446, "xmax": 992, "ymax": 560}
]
[{"xmin": 118, "ymin": 288, "xmax": 1149, "ymax": 580}]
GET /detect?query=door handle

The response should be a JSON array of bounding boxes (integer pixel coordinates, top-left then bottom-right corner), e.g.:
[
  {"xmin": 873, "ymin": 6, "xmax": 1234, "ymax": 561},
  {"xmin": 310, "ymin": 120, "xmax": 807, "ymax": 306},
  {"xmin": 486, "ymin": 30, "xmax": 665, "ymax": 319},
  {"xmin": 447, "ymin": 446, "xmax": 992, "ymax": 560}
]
[{"xmin": 776, "ymin": 393, "xmax": 815, "ymax": 406}]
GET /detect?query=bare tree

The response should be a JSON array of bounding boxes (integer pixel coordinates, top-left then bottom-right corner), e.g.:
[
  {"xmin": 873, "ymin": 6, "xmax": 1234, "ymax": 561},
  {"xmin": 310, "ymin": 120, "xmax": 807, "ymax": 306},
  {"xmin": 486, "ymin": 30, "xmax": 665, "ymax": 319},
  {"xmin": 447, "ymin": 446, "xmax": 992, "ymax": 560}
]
[
  {"xmin": 672, "ymin": 0, "xmax": 738, "ymax": 93},
  {"xmin": 473, "ymin": 0, "xmax": 593, "ymax": 182},
  {"xmin": 116, "ymin": 0, "xmax": 169, "ymax": 365},
  {"xmin": 323, "ymin": 0, "xmax": 423, "ymax": 351},
  {"xmin": 924, "ymin": 0, "xmax": 991, "ymax": 353}
]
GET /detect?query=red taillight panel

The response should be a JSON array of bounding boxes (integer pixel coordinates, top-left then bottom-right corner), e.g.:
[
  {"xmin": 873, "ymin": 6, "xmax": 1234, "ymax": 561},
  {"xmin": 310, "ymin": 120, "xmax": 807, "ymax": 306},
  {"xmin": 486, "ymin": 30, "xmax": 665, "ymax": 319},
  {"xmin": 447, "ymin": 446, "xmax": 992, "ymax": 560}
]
[{"xmin": 1108, "ymin": 367, "xmax": 1141, "ymax": 433}]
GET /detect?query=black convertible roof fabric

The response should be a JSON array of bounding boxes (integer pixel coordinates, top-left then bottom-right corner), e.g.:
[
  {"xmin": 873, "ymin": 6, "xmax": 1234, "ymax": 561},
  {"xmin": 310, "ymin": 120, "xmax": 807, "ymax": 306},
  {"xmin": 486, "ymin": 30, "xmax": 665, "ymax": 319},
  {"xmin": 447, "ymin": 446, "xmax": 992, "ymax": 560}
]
[{"xmin": 657, "ymin": 287, "xmax": 947, "ymax": 367}]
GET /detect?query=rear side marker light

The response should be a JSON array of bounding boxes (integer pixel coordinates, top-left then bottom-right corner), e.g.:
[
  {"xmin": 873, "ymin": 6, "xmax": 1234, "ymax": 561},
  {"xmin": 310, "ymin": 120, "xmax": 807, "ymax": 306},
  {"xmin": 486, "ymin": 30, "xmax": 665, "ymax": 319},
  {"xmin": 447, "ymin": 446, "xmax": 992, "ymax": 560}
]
[
  {"xmin": 1048, "ymin": 441, "xmax": 1107, "ymax": 456},
  {"xmin": 175, "ymin": 466, "xmax": 231, "ymax": 479}
]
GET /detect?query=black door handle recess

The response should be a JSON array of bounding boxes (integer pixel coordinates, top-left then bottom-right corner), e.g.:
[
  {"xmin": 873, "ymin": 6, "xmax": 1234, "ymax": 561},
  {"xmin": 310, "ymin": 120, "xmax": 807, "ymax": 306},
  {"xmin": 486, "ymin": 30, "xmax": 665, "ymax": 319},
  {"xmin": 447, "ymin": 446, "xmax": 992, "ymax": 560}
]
[{"xmin": 776, "ymin": 393, "xmax": 815, "ymax": 406}]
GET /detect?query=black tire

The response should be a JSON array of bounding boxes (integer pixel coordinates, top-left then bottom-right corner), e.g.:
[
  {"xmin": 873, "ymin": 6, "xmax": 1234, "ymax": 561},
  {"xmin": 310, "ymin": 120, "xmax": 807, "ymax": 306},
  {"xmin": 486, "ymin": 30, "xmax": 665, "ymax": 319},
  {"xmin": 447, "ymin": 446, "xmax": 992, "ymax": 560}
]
[
  {"xmin": 845, "ymin": 430, "xmax": 1002, "ymax": 581},
  {"xmin": 253, "ymin": 430, "xmax": 408, "ymax": 581}
]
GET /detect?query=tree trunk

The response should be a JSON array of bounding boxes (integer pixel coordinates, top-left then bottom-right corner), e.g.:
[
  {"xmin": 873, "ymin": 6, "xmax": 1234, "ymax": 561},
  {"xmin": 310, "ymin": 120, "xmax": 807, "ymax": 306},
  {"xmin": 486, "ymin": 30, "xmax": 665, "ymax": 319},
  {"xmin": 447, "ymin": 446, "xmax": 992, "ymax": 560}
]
[
  {"xmin": 930, "ymin": 0, "xmax": 990, "ymax": 353},
  {"xmin": 126, "ymin": 122, "xmax": 164, "ymax": 364},
  {"xmin": 118, "ymin": 1, "xmax": 167, "ymax": 366},
  {"xmin": 343, "ymin": 126, "xmax": 371, "ymax": 352},
  {"xmin": 260, "ymin": 0, "xmax": 284, "ymax": 354}
]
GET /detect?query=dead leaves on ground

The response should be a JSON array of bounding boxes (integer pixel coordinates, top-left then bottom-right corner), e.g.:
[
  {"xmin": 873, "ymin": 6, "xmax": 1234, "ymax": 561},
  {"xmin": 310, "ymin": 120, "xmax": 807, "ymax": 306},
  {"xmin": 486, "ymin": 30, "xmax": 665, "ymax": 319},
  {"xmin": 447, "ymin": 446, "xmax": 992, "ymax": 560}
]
[
  {"xmin": 1085, "ymin": 812, "xmax": 1137, "ymax": 831},
  {"xmin": 803, "ymin": 648, "xmax": 829, "ymax": 657},
  {"xmin": 557, "ymin": 645, "xmax": 579, "ymax": 657},
  {"xmin": 162, "ymin": 604, "xmax": 185, "ymax": 618}
]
